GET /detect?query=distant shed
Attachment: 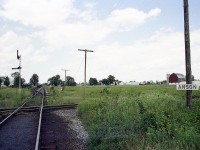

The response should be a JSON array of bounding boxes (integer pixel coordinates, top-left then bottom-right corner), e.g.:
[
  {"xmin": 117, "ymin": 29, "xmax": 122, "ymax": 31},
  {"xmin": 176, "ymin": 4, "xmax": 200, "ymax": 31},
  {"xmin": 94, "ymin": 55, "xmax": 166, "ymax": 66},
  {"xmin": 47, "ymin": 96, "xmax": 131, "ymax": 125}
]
[{"xmin": 169, "ymin": 73, "xmax": 185, "ymax": 83}]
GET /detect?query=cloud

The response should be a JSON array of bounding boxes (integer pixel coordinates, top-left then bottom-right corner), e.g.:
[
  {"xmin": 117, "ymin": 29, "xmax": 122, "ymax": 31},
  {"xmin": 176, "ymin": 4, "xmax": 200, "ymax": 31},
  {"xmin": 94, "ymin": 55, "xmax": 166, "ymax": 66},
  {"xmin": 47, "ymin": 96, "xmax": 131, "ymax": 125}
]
[
  {"xmin": 88, "ymin": 29, "xmax": 200, "ymax": 82},
  {"xmin": 106, "ymin": 8, "xmax": 161, "ymax": 32},
  {"xmin": 147, "ymin": 8, "xmax": 161, "ymax": 17},
  {"xmin": 41, "ymin": 7, "xmax": 161, "ymax": 47},
  {"xmin": 0, "ymin": 1, "xmax": 161, "ymax": 46},
  {"xmin": 0, "ymin": 0, "xmax": 75, "ymax": 27}
]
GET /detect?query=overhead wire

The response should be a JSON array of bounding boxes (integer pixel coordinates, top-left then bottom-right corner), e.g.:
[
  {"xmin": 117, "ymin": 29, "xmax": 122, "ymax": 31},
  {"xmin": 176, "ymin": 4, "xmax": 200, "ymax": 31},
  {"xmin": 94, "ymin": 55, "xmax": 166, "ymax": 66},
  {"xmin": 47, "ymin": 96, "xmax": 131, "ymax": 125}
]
[{"xmin": 73, "ymin": 54, "xmax": 85, "ymax": 80}]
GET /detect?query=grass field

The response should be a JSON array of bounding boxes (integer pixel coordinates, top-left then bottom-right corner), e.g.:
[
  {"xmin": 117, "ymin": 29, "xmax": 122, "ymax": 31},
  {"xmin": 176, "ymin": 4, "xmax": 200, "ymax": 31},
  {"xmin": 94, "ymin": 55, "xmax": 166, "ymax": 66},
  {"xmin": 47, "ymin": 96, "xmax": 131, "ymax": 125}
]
[
  {"xmin": 77, "ymin": 85, "xmax": 200, "ymax": 150},
  {"xmin": 1, "ymin": 85, "xmax": 200, "ymax": 149}
]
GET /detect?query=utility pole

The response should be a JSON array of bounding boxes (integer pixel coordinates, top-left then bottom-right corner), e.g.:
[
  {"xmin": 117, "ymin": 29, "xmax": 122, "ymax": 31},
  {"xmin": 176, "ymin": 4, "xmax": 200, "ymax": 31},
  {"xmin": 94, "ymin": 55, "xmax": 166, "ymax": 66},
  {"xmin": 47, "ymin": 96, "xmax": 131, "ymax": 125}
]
[
  {"xmin": 183, "ymin": 0, "xmax": 192, "ymax": 108},
  {"xmin": 78, "ymin": 49, "xmax": 94, "ymax": 99},
  {"xmin": 61, "ymin": 69, "xmax": 70, "ymax": 85}
]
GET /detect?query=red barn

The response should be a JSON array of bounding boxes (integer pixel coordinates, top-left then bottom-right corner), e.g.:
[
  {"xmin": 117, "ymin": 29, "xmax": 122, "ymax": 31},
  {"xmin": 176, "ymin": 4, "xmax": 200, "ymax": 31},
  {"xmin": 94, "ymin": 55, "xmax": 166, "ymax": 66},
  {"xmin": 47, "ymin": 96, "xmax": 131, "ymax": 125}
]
[{"xmin": 169, "ymin": 73, "xmax": 185, "ymax": 83}]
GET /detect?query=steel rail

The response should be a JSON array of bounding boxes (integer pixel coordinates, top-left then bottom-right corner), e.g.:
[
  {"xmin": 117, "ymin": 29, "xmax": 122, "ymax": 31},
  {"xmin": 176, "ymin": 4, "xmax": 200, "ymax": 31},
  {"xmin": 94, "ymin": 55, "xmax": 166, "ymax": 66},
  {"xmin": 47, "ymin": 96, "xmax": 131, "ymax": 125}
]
[
  {"xmin": 0, "ymin": 100, "xmax": 27, "ymax": 126},
  {"xmin": 0, "ymin": 104, "xmax": 78, "ymax": 112},
  {"xmin": 34, "ymin": 88, "xmax": 45, "ymax": 150},
  {"xmin": 0, "ymin": 87, "xmax": 43, "ymax": 126}
]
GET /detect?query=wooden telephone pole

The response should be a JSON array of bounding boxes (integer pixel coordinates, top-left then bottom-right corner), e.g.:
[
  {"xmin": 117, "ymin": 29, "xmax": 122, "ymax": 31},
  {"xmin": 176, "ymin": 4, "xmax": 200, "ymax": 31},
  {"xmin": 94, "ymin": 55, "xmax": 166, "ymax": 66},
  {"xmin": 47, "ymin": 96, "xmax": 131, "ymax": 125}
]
[
  {"xmin": 78, "ymin": 49, "xmax": 94, "ymax": 99},
  {"xmin": 183, "ymin": 0, "xmax": 192, "ymax": 108},
  {"xmin": 61, "ymin": 69, "xmax": 70, "ymax": 85}
]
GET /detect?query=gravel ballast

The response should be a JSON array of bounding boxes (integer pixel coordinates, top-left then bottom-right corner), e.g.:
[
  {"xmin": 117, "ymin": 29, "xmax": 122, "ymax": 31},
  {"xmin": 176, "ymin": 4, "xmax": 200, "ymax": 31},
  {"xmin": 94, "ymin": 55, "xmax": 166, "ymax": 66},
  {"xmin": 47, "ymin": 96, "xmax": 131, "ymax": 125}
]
[
  {"xmin": 0, "ymin": 108, "xmax": 88, "ymax": 150},
  {"xmin": 0, "ymin": 112, "xmax": 38, "ymax": 150},
  {"xmin": 40, "ymin": 108, "xmax": 88, "ymax": 150}
]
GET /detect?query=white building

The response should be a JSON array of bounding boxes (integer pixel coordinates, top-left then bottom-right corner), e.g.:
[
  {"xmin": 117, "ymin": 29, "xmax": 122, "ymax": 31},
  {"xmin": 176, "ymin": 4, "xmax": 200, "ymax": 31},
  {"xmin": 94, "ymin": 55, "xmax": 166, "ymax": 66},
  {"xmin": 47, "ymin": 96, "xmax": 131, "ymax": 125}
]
[{"xmin": 118, "ymin": 81, "xmax": 140, "ymax": 86}]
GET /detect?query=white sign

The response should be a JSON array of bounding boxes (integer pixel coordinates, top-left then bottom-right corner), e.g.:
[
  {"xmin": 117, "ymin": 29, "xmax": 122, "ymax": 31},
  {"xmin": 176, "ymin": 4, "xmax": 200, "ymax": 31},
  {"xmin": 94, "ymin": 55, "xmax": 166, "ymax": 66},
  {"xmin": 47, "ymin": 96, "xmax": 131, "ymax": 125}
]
[{"xmin": 176, "ymin": 84, "xmax": 199, "ymax": 90}]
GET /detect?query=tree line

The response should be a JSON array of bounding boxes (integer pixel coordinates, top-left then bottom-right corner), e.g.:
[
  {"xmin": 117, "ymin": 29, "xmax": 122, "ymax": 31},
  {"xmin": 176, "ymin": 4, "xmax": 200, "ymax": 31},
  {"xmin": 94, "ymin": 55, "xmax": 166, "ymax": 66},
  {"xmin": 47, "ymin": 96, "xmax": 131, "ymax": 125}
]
[
  {"xmin": 47, "ymin": 74, "xmax": 116, "ymax": 86},
  {"xmin": 0, "ymin": 76, "xmax": 10, "ymax": 87},
  {"xmin": 47, "ymin": 75, "xmax": 77, "ymax": 86},
  {"xmin": 0, "ymin": 72, "xmax": 39, "ymax": 87},
  {"xmin": 1, "ymin": 73, "xmax": 168, "ymax": 87},
  {"xmin": 89, "ymin": 75, "xmax": 116, "ymax": 86},
  {"xmin": 0, "ymin": 73, "xmax": 116, "ymax": 87}
]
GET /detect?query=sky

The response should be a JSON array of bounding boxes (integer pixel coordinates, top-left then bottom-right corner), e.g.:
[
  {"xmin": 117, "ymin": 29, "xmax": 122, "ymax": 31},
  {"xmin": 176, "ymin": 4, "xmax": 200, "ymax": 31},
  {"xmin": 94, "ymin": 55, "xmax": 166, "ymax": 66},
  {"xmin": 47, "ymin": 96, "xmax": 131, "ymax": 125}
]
[{"xmin": 0, "ymin": 0, "xmax": 199, "ymax": 84}]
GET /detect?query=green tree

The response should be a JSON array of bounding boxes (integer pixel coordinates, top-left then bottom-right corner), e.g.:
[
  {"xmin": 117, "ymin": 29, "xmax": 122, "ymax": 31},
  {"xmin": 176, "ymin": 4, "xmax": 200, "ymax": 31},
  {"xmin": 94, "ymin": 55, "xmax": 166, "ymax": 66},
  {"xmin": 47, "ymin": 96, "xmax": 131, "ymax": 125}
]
[
  {"xmin": 30, "ymin": 73, "xmax": 39, "ymax": 86},
  {"xmin": 47, "ymin": 75, "xmax": 62, "ymax": 86},
  {"xmin": 13, "ymin": 76, "xmax": 25, "ymax": 87},
  {"xmin": 89, "ymin": 78, "xmax": 98, "ymax": 85},
  {"xmin": 4, "ymin": 76, "xmax": 10, "ymax": 86},
  {"xmin": 11, "ymin": 72, "xmax": 19, "ymax": 78},
  {"xmin": 0, "ymin": 77, "xmax": 3, "ymax": 86},
  {"xmin": 108, "ymin": 75, "xmax": 115, "ymax": 85},
  {"xmin": 101, "ymin": 78, "xmax": 110, "ymax": 85},
  {"xmin": 161, "ymin": 80, "xmax": 167, "ymax": 85},
  {"xmin": 66, "ymin": 76, "xmax": 77, "ymax": 86},
  {"xmin": 11, "ymin": 72, "xmax": 25, "ymax": 87}
]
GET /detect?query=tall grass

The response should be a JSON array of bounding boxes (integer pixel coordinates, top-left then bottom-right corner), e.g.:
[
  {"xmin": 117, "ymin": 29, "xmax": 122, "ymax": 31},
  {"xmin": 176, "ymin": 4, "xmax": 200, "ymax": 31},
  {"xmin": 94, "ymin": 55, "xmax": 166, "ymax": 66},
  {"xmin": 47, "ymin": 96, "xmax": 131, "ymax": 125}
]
[
  {"xmin": 46, "ymin": 86, "xmax": 84, "ymax": 105},
  {"xmin": 77, "ymin": 85, "xmax": 200, "ymax": 150},
  {"xmin": 0, "ymin": 87, "xmax": 30, "ymax": 108}
]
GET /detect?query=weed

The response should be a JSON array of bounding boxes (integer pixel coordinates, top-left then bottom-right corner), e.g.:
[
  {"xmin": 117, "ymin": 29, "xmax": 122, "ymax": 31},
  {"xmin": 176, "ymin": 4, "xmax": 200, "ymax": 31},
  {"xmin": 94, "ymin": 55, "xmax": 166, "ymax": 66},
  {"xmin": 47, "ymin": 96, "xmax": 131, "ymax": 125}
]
[{"xmin": 77, "ymin": 85, "xmax": 200, "ymax": 149}]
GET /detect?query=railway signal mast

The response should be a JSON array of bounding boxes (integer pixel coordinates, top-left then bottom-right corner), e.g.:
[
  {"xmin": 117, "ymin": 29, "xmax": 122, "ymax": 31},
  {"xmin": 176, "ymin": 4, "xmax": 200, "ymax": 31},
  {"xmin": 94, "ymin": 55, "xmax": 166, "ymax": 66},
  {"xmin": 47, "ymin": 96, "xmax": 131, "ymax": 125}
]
[
  {"xmin": 12, "ymin": 50, "xmax": 22, "ymax": 92},
  {"xmin": 78, "ymin": 49, "xmax": 94, "ymax": 99},
  {"xmin": 183, "ymin": 0, "xmax": 192, "ymax": 108}
]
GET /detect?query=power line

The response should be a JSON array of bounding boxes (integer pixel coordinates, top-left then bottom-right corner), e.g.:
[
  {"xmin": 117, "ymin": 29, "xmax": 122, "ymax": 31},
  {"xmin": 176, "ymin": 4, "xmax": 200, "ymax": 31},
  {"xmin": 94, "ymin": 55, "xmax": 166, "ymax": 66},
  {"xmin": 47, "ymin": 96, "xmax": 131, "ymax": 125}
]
[{"xmin": 73, "ymin": 55, "xmax": 85, "ymax": 80}]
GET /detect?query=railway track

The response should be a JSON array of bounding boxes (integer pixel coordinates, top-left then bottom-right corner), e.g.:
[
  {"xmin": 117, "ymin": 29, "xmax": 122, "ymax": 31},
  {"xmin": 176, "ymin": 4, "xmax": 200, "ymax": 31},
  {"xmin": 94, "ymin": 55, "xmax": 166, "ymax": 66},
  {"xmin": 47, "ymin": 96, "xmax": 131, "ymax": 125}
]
[
  {"xmin": 0, "ymin": 87, "xmax": 84, "ymax": 150},
  {"xmin": 0, "ymin": 104, "xmax": 78, "ymax": 112},
  {"xmin": 35, "ymin": 87, "xmax": 45, "ymax": 150},
  {"xmin": 0, "ymin": 87, "xmax": 44, "ymax": 126},
  {"xmin": 0, "ymin": 87, "xmax": 44, "ymax": 150}
]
